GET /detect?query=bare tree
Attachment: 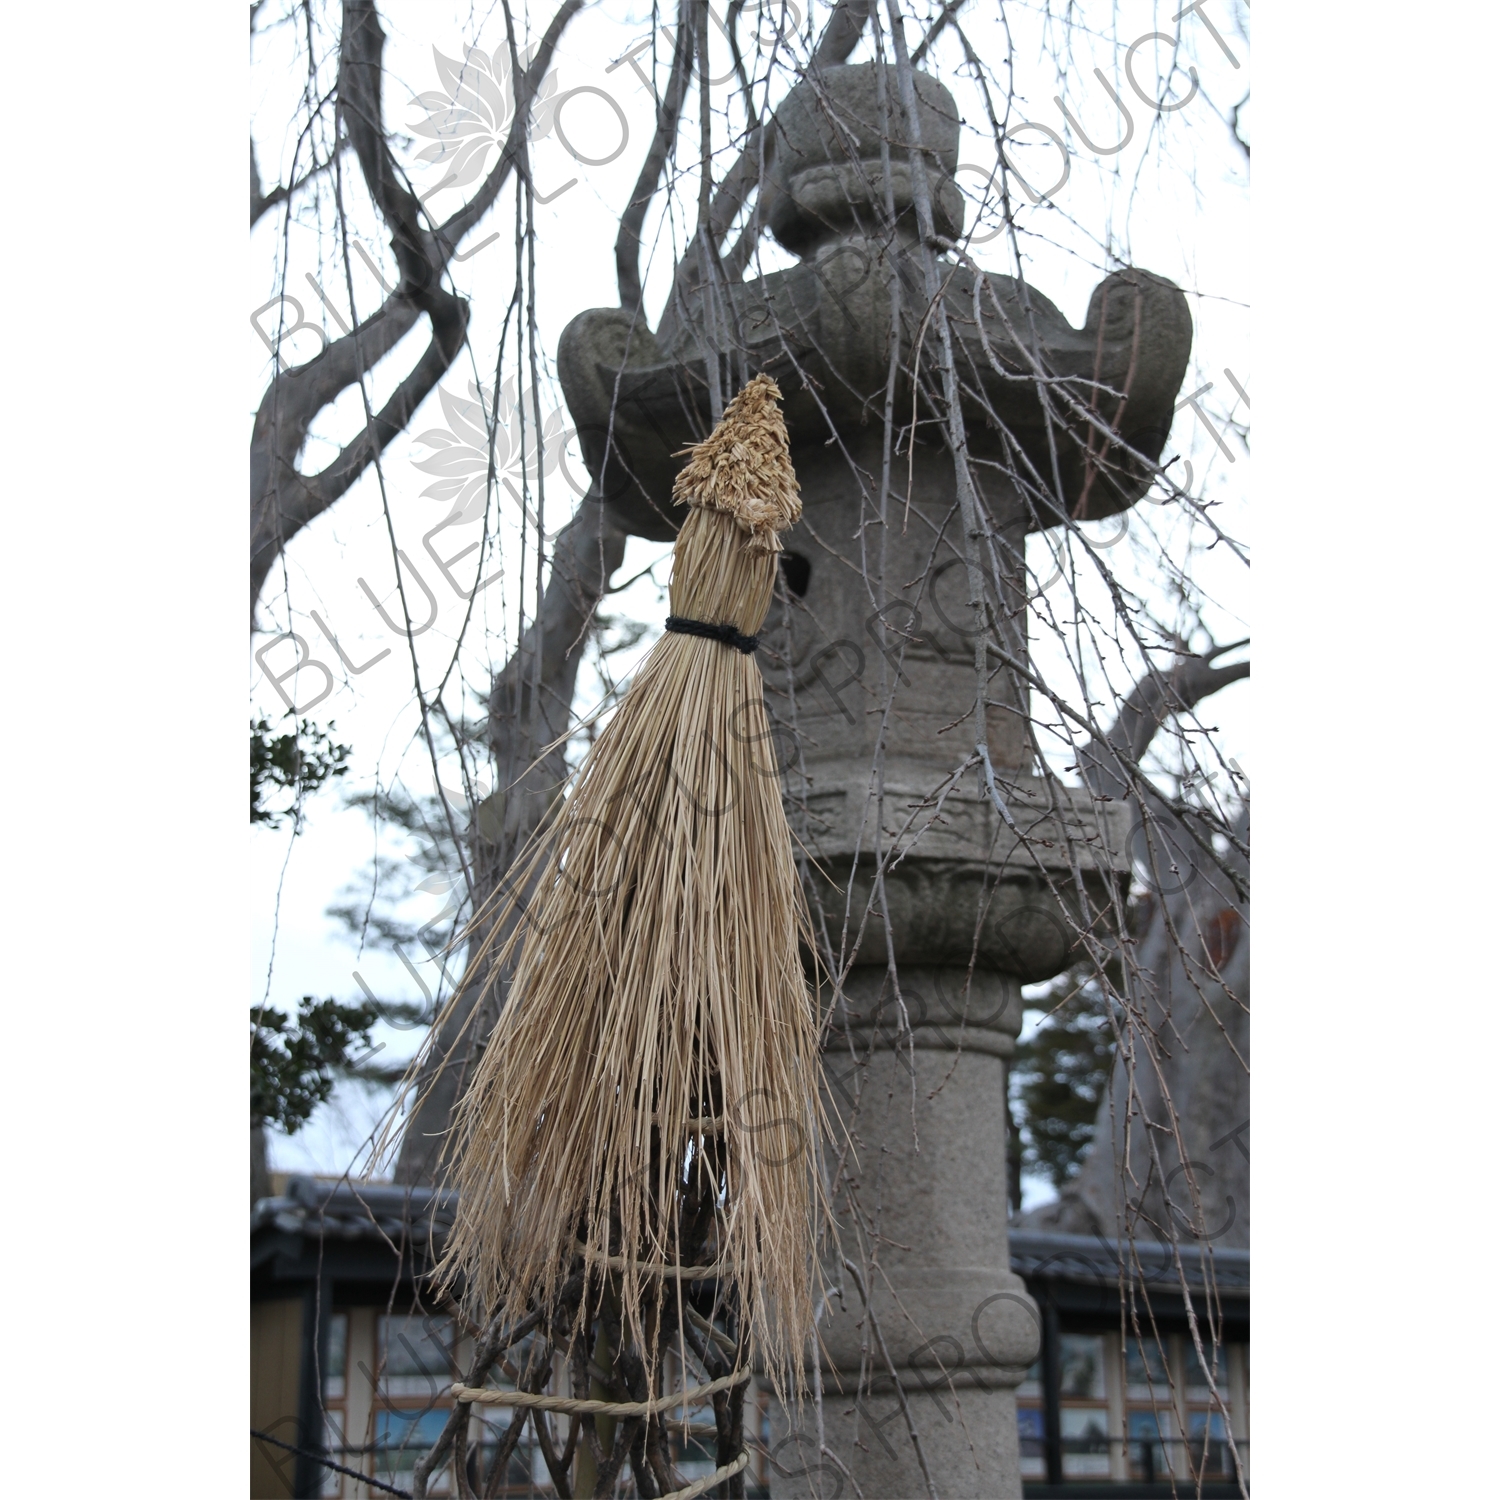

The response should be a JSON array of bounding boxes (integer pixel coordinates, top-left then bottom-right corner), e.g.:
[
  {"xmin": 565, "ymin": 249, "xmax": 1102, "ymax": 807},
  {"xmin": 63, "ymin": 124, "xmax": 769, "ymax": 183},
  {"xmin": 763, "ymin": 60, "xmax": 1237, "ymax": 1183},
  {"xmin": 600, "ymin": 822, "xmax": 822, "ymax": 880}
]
[{"xmin": 251, "ymin": 3, "xmax": 1251, "ymax": 1493}]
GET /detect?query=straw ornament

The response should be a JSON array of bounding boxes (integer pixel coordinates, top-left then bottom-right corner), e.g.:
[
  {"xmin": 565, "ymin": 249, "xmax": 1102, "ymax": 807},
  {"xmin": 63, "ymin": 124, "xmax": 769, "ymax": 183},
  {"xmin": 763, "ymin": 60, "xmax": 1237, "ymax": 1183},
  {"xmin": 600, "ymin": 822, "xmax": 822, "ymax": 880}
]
[
  {"xmin": 428, "ymin": 375, "xmax": 824, "ymax": 1397},
  {"xmin": 670, "ymin": 373, "xmax": 801, "ymax": 553}
]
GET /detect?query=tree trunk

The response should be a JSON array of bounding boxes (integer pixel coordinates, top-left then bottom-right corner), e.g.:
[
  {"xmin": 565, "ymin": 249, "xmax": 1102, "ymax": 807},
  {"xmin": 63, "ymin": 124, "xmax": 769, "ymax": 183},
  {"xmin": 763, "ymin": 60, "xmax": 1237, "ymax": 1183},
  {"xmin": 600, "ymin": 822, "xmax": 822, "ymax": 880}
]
[
  {"xmin": 1021, "ymin": 651, "xmax": 1250, "ymax": 1247},
  {"xmin": 251, "ymin": 1119, "xmax": 271, "ymax": 1206}
]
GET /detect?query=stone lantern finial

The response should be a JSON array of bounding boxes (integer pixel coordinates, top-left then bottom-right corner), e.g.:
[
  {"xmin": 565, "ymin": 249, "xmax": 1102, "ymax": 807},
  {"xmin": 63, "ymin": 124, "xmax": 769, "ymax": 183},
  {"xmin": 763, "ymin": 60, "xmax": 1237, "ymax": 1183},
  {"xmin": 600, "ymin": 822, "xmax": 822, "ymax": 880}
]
[{"xmin": 762, "ymin": 63, "xmax": 966, "ymax": 255}]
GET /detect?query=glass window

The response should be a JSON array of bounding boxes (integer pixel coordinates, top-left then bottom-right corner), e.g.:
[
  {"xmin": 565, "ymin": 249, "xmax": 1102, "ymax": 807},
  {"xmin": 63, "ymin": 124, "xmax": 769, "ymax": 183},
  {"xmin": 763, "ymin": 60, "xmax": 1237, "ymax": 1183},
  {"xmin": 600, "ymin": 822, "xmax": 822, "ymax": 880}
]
[
  {"xmin": 323, "ymin": 1313, "xmax": 348, "ymax": 1401},
  {"xmin": 1128, "ymin": 1408, "xmax": 1172, "ymax": 1483},
  {"xmin": 375, "ymin": 1407, "xmax": 451, "ymax": 1477},
  {"xmin": 675, "ymin": 1434, "xmax": 721, "ymax": 1482},
  {"xmin": 378, "ymin": 1315, "xmax": 455, "ymax": 1399},
  {"xmin": 1125, "ymin": 1336, "xmax": 1171, "ymax": 1398},
  {"xmin": 1060, "ymin": 1406, "xmax": 1111, "ymax": 1478},
  {"xmin": 1017, "ymin": 1356, "xmax": 1042, "ymax": 1399},
  {"xmin": 1058, "ymin": 1334, "xmax": 1105, "ymax": 1400},
  {"xmin": 1016, "ymin": 1405, "xmax": 1046, "ymax": 1478},
  {"xmin": 470, "ymin": 1409, "xmax": 537, "ymax": 1492},
  {"xmin": 481, "ymin": 1330, "xmax": 548, "ymax": 1393},
  {"xmin": 1188, "ymin": 1408, "xmax": 1235, "ymax": 1479},
  {"xmin": 380, "ymin": 1315, "xmax": 454, "ymax": 1375},
  {"xmin": 1185, "ymin": 1348, "xmax": 1228, "ymax": 1400}
]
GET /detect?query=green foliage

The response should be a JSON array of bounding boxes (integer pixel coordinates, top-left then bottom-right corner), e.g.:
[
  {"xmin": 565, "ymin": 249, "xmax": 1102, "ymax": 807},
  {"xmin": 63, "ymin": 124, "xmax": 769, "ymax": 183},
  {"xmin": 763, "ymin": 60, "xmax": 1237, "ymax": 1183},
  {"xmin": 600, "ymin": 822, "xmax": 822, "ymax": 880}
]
[
  {"xmin": 251, "ymin": 716, "xmax": 352, "ymax": 828},
  {"xmin": 251, "ymin": 995, "xmax": 380, "ymax": 1134},
  {"xmin": 1010, "ymin": 965, "xmax": 1118, "ymax": 1191}
]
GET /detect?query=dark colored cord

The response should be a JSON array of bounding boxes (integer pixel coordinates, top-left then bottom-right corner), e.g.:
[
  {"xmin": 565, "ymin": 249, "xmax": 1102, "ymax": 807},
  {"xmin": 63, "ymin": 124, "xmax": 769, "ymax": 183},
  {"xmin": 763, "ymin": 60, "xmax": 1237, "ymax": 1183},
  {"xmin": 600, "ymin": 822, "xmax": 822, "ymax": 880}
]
[
  {"xmin": 664, "ymin": 615, "xmax": 759, "ymax": 654},
  {"xmin": 250, "ymin": 1428, "xmax": 414, "ymax": 1498}
]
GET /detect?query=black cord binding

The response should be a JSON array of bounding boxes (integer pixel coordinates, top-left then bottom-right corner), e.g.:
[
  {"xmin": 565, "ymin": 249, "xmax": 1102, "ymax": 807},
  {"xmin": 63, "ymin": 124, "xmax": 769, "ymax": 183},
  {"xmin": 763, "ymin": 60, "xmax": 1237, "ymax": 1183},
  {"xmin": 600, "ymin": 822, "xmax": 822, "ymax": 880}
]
[
  {"xmin": 250, "ymin": 1429, "xmax": 413, "ymax": 1498},
  {"xmin": 664, "ymin": 615, "xmax": 759, "ymax": 654}
]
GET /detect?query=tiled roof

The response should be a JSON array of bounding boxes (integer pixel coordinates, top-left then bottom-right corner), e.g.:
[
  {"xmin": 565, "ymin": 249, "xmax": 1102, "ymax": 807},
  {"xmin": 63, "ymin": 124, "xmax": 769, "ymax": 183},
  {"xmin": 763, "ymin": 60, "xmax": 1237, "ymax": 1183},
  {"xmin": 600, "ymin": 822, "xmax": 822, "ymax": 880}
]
[
  {"xmin": 1009, "ymin": 1229, "xmax": 1250, "ymax": 1297},
  {"xmin": 251, "ymin": 1185, "xmax": 1249, "ymax": 1302},
  {"xmin": 252, "ymin": 1175, "xmax": 456, "ymax": 1244}
]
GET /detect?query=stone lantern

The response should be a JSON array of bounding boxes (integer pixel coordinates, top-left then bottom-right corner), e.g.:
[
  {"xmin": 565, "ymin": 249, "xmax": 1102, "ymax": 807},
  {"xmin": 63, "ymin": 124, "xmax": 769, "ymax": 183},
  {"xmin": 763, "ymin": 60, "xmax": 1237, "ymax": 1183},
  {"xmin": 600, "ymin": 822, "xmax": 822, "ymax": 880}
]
[{"xmin": 558, "ymin": 62, "xmax": 1192, "ymax": 1499}]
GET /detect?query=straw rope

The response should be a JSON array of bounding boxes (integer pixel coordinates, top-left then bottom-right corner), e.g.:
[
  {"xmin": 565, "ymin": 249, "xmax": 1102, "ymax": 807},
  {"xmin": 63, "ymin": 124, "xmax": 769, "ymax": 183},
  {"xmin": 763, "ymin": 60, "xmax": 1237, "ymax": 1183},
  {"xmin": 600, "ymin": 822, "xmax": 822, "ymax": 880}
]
[
  {"xmin": 576, "ymin": 1240, "xmax": 726, "ymax": 1279},
  {"xmin": 449, "ymin": 1368, "xmax": 748, "ymax": 1415},
  {"xmin": 654, "ymin": 1450, "xmax": 750, "ymax": 1500},
  {"xmin": 652, "ymin": 1114, "xmax": 724, "ymax": 1133}
]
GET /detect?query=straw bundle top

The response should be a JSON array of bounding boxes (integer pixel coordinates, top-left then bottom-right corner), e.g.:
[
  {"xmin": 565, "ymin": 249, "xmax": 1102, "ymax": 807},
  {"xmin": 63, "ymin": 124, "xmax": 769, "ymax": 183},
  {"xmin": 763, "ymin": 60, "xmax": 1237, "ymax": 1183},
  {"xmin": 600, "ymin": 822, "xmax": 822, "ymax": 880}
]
[{"xmin": 672, "ymin": 374, "xmax": 801, "ymax": 553}]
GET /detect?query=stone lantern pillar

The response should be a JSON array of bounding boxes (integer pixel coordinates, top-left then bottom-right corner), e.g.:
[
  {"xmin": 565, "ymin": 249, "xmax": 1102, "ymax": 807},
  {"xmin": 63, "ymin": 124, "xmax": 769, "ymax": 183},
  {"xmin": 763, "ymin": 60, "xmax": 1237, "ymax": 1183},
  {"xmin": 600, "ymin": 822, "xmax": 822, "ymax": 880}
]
[{"xmin": 557, "ymin": 62, "xmax": 1192, "ymax": 1498}]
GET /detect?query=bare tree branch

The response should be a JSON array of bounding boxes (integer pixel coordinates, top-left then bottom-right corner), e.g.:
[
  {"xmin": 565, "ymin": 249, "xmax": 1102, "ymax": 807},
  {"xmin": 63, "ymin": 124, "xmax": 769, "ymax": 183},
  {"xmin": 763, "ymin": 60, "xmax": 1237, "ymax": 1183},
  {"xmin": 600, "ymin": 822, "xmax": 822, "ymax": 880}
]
[
  {"xmin": 615, "ymin": 2, "xmax": 697, "ymax": 314},
  {"xmin": 249, "ymin": 0, "xmax": 583, "ymax": 625},
  {"xmin": 911, "ymin": 0, "xmax": 967, "ymax": 65},
  {"xmin": 1077, "ymin": 641, "xmax": 1250, "ymax": 803},
  {"xmin": 706, "ymin": 0, "xmax": 873, "ymax": 252},
  {"xmin": 251, "ymin": 135, "xmax": 345, "ymax": 228}
]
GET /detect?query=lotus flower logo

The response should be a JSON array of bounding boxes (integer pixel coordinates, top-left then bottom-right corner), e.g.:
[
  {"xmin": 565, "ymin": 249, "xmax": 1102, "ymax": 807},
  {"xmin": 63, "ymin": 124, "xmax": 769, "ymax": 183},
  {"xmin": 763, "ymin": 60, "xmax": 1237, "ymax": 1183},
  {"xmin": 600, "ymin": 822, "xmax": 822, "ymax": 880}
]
[
  {"xmin": 412, "ymin": 376, "xmax": 571, "ymax": 525},
  {"xmin": 410, "ymin": 44, "xmax": 560, "ymax": 195}
]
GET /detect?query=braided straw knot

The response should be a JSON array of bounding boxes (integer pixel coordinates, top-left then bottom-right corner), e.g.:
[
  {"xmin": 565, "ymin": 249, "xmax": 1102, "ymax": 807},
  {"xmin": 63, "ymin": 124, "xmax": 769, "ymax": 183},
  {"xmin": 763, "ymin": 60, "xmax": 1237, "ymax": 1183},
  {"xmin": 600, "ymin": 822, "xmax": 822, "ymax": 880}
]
[{"xmin": 671, "ymin": 374, "xmax": 801, "ymax": 554}]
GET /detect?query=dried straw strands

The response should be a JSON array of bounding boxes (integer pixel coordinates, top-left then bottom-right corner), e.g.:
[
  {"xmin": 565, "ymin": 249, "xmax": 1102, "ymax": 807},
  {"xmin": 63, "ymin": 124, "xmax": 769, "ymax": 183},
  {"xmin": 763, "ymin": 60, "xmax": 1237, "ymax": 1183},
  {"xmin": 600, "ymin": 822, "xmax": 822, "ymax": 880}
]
[{"xmin": 433, "ymin": 376, "xmax": 824, "ymax": 1390}]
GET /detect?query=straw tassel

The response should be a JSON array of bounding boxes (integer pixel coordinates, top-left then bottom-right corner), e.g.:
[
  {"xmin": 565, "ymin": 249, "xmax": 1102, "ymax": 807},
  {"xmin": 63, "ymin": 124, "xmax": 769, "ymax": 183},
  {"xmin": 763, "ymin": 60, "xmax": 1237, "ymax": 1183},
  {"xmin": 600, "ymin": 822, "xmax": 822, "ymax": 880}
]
[{"xmin": 430, "ymin": 376, "xmax": 824, "ymax": 1393}]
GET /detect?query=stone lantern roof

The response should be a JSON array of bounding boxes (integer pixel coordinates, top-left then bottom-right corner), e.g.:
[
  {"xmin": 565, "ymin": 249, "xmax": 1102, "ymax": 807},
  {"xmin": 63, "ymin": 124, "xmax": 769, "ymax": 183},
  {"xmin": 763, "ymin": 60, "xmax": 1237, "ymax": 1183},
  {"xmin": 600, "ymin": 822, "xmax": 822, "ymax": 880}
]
[{"xmin": 558, "ymin": 64, "xmax": 1192, "ymax": 545}]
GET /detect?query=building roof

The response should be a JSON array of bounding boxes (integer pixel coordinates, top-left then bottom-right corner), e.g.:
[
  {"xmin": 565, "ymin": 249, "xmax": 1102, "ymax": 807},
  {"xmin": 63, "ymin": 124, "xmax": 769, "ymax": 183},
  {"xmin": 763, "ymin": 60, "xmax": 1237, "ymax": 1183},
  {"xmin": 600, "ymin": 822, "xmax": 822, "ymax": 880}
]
[
  {"xmin": 1010, "ymin": 1228, "xmax": 1249, "ymax": 1297},
  {"xmin": 252, "ymin": 1181, "xmax": 1248, "ymax": 1323},
  {"xmin": 253, "ymin": 1175, "xmax": 455, "ymax": 1245}
]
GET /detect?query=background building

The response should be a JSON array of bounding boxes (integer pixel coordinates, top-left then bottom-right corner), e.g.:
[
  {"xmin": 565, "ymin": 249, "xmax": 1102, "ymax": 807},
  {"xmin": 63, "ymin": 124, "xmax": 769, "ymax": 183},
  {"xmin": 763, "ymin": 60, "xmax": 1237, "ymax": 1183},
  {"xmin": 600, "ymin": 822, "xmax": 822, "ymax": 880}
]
[{"xmin": 253, "ymin": 1179, "xmax": 1248, "ymax": 1498}]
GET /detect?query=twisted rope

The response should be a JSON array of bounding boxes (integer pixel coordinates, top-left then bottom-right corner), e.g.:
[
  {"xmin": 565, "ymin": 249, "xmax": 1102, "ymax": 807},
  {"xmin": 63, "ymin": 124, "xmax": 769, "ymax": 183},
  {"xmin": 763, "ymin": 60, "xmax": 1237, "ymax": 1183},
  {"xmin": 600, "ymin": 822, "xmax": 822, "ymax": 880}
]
[
  {"xmin": 655, "ymin": 1449, "xmax": 750, "ymax": 1500},
  {"xmin": 450, "ymin": 1367, "xmax": 748, "ymax": 1416},
  {"xmin": 577, "ymin": 1240, "xmax": 726, "ymax": 1279}
]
